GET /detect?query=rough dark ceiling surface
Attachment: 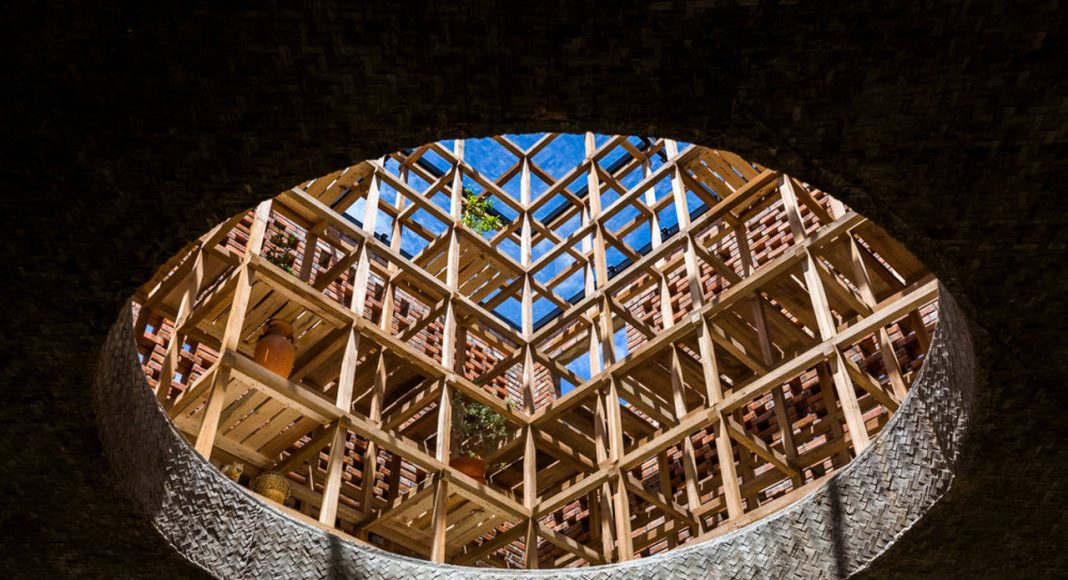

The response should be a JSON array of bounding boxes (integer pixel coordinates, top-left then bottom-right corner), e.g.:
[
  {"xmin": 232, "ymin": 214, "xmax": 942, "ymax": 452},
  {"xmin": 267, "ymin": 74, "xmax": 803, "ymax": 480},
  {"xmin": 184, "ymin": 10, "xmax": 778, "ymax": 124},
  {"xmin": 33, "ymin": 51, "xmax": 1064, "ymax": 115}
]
[{"xmin": 2, "ymin": 1, "xmax": 1066, "ymax": 578}]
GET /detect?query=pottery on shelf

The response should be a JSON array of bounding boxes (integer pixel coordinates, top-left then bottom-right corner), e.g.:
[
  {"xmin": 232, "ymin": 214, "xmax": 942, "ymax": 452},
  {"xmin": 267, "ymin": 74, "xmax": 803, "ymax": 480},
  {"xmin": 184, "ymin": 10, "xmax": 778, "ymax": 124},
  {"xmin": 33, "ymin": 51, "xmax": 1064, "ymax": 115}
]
[
  {"xmin": 449, "ymin": 456, "xmax": 487, "ymax": 482},
  {"xmin": 220, "ymin": 462, "xmax": 244, "ymax": 483},
  {"xmin": 251, "ymin": 471, "xmax": 290, "ymax": 504},
  {"xmin": 254, "ymin": 319, "xmax": 296, "ymax": 378}
]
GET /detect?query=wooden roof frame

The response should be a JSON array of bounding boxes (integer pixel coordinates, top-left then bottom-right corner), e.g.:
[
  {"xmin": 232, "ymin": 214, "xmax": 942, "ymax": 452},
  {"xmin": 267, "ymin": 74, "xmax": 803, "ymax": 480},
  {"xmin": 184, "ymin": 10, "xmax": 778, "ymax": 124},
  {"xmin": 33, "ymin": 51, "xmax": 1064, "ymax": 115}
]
[{"xmin": 135, "ymin": 133, "xmax": 938, "ymax": 569}]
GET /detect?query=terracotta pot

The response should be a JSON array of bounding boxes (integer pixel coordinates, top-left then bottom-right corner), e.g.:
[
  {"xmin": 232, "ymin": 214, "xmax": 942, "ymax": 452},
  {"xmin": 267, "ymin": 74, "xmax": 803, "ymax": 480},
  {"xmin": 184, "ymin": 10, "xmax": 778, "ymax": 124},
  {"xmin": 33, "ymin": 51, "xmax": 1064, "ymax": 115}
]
[
  {"xmin": 450, "ymin": 456, "xmax": 487, "ymax": 482},
  {"xmin": 251, "ymin": 471, "xmax": 290, "ymax": 504},
  {"xmin": 254, "ymin": 319, "xmax": 295, "ymax": 378}
]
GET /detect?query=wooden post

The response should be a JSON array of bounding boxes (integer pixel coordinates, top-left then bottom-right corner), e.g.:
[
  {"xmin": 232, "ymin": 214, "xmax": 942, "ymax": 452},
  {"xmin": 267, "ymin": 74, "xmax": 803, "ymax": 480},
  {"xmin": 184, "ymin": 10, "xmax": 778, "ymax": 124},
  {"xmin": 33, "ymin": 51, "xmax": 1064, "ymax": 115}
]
[
  {"xmin": 670, "ymin": 348, "xmax": 703, "ymax": 531},
  {"xmin": 523, "ymin": 425, "xmax": 539, "ymax": 568},
  {"xmin": 782, "ymin": 176, "xmax": 871, "ymax": 453},
  {"xmin": 909, "ymin": 309, "xmax": 932, "ymax": 353},
  {"xmin": 700, "ymin": 321, "xmax": 744, "ymax": 519},
  {"xmin": 360, "ymin": 169, "xmax": 400, "ymax": 528},
  {"xmin": 520, "ymin": 157, "xmax": 537, "ymax": 413},
  {"xmin": 752, "ymin": 297, "xmax": 803, "ymax": 487},
  {"xmin": 194, "ymin": 199, "xmax": 270, "ymax": 458},
  {"xmin": 350, "ymin": 172, "xmax": 380, "ymax": 322},
  {"xmin": 430, "ymin": 380, "xmax": 452, "ymax": 563},
  {"xmin": 586, "ymin": 133, "xmax": 617, "ymax": 368},
  {"xmin": 739, "ymin": 214, "xmax": 798, "ymax": 499},
  {"xmin": 358, "ymin": 351, "xmax": 388, "ymax": 526},
  {"xmin": 430, "ymin": 474, "xmax": 449, "ymax": 563},
  {"xmin": 430, "ymin": 138, "xmax": 465, "ymax": 563},
  {"xmin": 318, "ymin": 321, "xmax": 359, "ymax": 526},
  {"xmin": 667, "ymin": 139, "xmax": 743, "ymax": 519},
  {"xmin": 593, "ymin": 392, "xmax": 615, "ymax": 561},
  {"xmin": 661, "ymin": 141, "xmax": 705, "ymax": 532},
  {"xmin": 521, "ymin": 156, "xmax": 538, "ymax": 570},
  {"xmin": 318, "ymin": 418, "xmax": 350, "ymax": 526},
  {"xmin": 587, "ymin": 133, "xmax": 631, "ymax": 563},
  {"xmin": 580, "ymin": 140, "xmax": 602, "ymax": 376},
  {"xmin": 656, "ymin": 451, "xmax": 679, "ymax": 548},
  {"xmin": 194, "ymin": 266, "xmax": 251, "ymax": 458},
  {"xmin": 605, "ymin": 378, "xmax": 632, "ymax": 561},
  {"xmin": 802, "ymin": 252, "xmax": 871, "ymax": 452},
  {"xmin": 298, "ymin": 231, "xmax": 319, "ymax": 282},
  {"xmin": 611, "ymin": 471, "xmax": 633, "ymax": 561},
  {"xmin": 322, "ymin": 175, "xmax": 384, "ymax": 527},
  {"xmin": 849, "ymin": 234, "xmax": 908, "ymax": 401},
  {"xmin": 651, "ymin": 152, "xmax": 700, "ymax": 540},
  {"xmin": 733, "ymin": 216, "xmax": 789, "ymax": 502},
  {"xmin": 817, "ymin": 362, "xmax": 851, "ymax": 467},
  {"xmin": 156, "ymin": 246, "xmax": 206, "ymax": 403},
  {"xmin": 386, "ymin": 453, "xmax": 403, "ymax": 501},
  {"xmin": 725, "ymin": 226, "xmax": 768, "ymax": 508}
]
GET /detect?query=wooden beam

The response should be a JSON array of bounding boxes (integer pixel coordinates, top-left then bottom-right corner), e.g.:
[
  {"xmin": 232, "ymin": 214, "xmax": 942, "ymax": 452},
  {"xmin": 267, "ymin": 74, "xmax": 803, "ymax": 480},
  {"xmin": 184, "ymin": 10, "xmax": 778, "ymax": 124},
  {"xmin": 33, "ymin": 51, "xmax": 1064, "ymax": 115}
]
[
  {"xmin": 841, "ymin": 353, "xmax": 900, "ymax": 412},
  {"xmin": 849, "ymin": 233, "xmax": 910, "ymax": 402},
  {"xmin": 360, "ymin": 476, "xmax": 438, "ymax": 534},
  {"xmin": 444, "ymin": 468, "xmax": 530, "ymax": 520},
  {"xmin": 618, "ymin": 407, "xmax": 718, "ymax": 471},
  {"xmin": 453, "ymin": 525, "xmax": 525, "ymax": 566},
  {"xmin": 224, "ymin": 349, "xmax": 445, "ymax": 473},
  {"xmin": 155, "ymin": 247, "xmax": 207, "ymax": 402},
  {"xmin": 621, "ymin": 473, "xmax": 700, "ymax": 531},
  {"xmin": 720, "ymin": 277, "xmax": 937, "ymax": 413},
  {"xmin": 534, "ymin": 429, "xmax": 597, "ymax": 473},
  {"xmin": 523, "ymin": 422, "xmax": 538, "ymax": 568},
  {"xmin": 381, "ymin": 380, "xmax": 443, "ymax": 432},
  {"xmin": 538, "ymin": 523, "xmax": 605, "ymax": 565},
  {"xmin": 723, "ymin": 416, "xmax": 799, "ymax": 479},
  {"xmin": 272, "ymin": 420, "xmax": 337, "ymax": 475},
  {"xmin": 535, "ymin": 469, "xmax": 613, "ymax": 518},
  {"xmin": 248, "ymin": 254, "xmax": 350, "ymax": 327}
]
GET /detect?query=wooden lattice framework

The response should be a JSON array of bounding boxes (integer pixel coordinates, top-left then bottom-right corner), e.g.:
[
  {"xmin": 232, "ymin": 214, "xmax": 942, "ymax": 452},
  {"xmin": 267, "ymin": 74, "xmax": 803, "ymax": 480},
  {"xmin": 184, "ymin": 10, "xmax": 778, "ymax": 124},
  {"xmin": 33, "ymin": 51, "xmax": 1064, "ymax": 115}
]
[{"xmin": 133, "ymin": 134, "xmax": 938, "ymax": 569}]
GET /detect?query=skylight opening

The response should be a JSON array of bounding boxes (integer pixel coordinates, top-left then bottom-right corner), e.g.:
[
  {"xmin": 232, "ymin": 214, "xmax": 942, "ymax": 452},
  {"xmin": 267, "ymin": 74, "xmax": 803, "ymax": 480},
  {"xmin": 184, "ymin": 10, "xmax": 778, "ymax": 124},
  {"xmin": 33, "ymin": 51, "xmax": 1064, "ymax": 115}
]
[{"xmin": 129, "ymin": 132, "xmax": 941, "ymax": 569}]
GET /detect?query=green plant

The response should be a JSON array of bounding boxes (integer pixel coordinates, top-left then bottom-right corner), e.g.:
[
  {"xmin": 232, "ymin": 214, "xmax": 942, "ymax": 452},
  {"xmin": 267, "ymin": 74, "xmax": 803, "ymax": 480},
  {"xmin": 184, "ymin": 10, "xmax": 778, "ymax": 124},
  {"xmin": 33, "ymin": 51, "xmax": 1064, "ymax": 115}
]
[
  {"xmin": 460, "ymin": 186, "xmax": 502, "ymax": 234},
  {"xmin": 265, "ymin": 231, "xmax": 299, "ymax": 274},
  {"xmin": 451, "ymin": 392, "xmax": 512, "ymax": 461}
]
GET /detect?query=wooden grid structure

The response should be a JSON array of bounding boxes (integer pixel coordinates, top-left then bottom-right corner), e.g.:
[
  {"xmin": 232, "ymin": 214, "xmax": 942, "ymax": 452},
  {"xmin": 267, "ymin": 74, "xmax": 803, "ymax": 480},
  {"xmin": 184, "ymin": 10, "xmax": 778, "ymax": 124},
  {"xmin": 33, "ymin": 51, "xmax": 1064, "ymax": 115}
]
[{"xmin": 132, "ymin": 133, "xmax": 938, "ymax": 569}]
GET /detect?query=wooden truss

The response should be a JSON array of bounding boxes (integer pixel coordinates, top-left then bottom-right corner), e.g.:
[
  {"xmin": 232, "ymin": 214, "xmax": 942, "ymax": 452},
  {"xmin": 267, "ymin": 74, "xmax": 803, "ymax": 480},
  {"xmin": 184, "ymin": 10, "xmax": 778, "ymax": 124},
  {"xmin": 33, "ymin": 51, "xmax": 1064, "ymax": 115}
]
[{"xmin": 133, "ymin": 133, "xmax": 938, "ymax": 568}]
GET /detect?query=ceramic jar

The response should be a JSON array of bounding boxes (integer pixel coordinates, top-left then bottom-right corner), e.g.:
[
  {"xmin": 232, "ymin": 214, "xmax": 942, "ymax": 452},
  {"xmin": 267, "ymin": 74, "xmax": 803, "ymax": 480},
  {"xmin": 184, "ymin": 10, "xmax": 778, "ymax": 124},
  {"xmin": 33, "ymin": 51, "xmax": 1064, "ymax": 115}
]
[{"xmin": 254, "ymin": 319, "xmax": 296, "ymax": 378}]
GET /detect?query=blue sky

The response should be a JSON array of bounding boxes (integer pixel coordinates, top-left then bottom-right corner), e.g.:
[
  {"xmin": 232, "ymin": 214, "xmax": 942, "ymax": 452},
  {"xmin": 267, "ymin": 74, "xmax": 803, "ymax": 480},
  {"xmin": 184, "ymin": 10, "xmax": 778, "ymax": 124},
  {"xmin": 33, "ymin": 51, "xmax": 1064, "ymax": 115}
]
[{"xmin": 346, "ymin": 133, "xmax": 699, "ymax": 389}]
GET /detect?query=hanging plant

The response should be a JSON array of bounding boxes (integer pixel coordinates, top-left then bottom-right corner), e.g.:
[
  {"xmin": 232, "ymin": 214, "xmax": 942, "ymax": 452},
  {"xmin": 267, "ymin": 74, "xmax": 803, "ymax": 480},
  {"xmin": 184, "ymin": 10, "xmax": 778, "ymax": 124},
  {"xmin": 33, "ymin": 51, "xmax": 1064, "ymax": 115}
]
[
  {"xmin": 265, "ymin": 231, "xmax": 299, "ymax": 274},
  {"xmin": 460, "ymin": 186, "xmax": 502, "ymax": 235},
  {"xmin": 450, "ymin": 391, "xmax": 513, "ymax": 481}
]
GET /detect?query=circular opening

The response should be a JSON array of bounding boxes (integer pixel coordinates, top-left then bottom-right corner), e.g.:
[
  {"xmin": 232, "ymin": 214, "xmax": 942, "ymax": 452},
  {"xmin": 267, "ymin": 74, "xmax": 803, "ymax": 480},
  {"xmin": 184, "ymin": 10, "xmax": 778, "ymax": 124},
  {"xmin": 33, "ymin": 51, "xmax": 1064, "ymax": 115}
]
[{"xmin": 129, "ymin": 133, "xmax": 940, "ymax": 569}]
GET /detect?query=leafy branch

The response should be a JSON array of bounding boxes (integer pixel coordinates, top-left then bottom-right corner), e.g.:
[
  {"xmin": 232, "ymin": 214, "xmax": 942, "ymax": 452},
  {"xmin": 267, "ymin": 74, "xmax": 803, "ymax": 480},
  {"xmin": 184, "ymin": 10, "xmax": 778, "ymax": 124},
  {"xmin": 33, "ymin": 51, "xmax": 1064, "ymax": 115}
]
[
  {"xmin": 265, "ymin": 231, "xmax": 299, "ymax": 274},
  {"xmin": 460, "ymin": 186, "xmax": 502, "ymax": 235},
  {"xmin": 451, "ymin": 391, "xmax": 512, "ymax": 461}
]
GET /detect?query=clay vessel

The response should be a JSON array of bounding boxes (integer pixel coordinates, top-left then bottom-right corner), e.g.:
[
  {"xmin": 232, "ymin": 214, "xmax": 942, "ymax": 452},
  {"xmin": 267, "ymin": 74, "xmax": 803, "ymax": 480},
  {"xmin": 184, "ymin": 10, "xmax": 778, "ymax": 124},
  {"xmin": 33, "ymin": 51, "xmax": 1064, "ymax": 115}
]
[
  {"xmin": 251, "ymin": 471, "xmax": 290, "ymax": 504},
  {"xmin": 254, "ymin": 319, "xmax": 295, "ymax": 378},
  {"xmin": 449, "ymin": 456, "xmax": 487, "ymax": 482}
]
